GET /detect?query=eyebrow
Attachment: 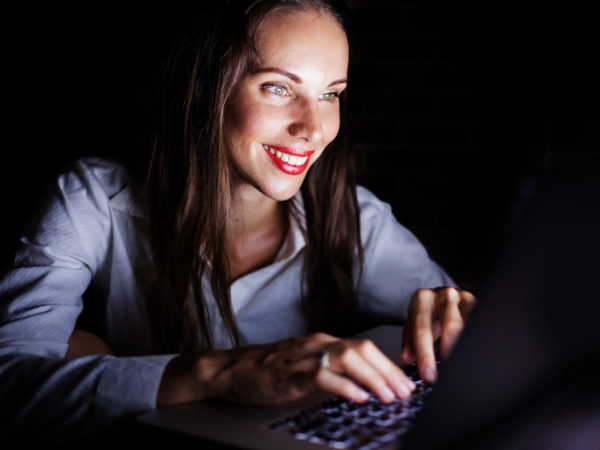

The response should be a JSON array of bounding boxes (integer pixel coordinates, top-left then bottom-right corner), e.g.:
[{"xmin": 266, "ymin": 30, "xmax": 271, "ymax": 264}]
[{"xmin": 252, "ymin": 67, "xmax": 347, "ymax": 87}]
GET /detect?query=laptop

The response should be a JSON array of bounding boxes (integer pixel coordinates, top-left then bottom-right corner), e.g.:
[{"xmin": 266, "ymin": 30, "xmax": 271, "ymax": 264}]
[{"xmin": 138, "ymin": 171, "xmax": 600, "ymax": 449}]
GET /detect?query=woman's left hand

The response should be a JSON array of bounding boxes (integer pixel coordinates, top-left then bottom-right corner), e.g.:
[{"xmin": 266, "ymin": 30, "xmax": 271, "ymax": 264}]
[{"xmin": 401, "ymin": 287, "xmax": 477, "ymax": 383}]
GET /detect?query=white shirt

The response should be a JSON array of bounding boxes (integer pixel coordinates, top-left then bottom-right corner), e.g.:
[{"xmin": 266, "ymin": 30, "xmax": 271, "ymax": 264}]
[{"xmin": 0, "ymin": 157, "xmax": 455, "ymax": 435}]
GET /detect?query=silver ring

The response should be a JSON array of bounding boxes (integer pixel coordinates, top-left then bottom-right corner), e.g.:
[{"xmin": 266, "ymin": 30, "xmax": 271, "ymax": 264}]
[{"xmin": 317, "ymin": 350, "xmax": 330, "ymax": 369}]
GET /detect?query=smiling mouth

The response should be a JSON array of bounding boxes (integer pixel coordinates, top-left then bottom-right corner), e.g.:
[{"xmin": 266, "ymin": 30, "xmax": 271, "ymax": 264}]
[{"xmin": 263, "ymin": 145, "xmax": 315, "ymax": 175}]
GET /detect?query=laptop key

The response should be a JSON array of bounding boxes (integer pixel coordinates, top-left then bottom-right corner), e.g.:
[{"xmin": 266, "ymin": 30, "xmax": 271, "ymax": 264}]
[
  {"xmin": 268, "ymin": 363, "xmax": 437, "ymax": 449},
  {"xmin": 352, "ymin": 433, "xmax": 377, "ymax": 449},
  {"xmin": 371, "ymin": 427, "xmax": 400, "ymax": 443},
  {"xmin": 316, "ymin": 424, "xmax": 346, "ymax": 440}
]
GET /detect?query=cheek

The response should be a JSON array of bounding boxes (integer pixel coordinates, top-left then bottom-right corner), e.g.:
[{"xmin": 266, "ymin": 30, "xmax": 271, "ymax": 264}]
[
  {"xmin": 322, "ymin": 109, "xmax": 341, "ymax": 145},
  {"xmin": 227, "ymin": 101, "xmax": 281, "ymax": 147},
  {"xmin": 226, "ymin": 102, "xmax": 256, "ymax": 145}
]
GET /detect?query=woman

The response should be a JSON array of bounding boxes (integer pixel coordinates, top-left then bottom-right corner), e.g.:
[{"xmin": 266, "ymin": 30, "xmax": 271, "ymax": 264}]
[{"xmin": 0, "ymin": 0, "xmax": 475, "ymax": 438}]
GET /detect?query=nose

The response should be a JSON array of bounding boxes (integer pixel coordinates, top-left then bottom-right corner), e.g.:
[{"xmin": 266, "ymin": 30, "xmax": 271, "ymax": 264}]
[{"xmin": 287, "ymin": 99, "xmax": 323, "ymax": 144}]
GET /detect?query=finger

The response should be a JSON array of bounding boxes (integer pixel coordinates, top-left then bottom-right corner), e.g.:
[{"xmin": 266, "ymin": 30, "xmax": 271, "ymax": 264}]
[
  {"xmin": 336, "ymin": 349, "xmax": 402, "ymax": 402},
  {"xmin": 315, "ymin": 366, "xmax": 370, "ymax": 403},
  {"xmin": 458, "ymin": 291, "xmax": 478, "ymax": 318},
  {"xmin": 436, "ymin": 288, "xmax": 476, "ymax": 359},
  {"xmin": 411, "ymin": 289, "xmax": 438, "ymax": 383},
  {"xmin": 401, "ymin": 325, "xmax": 415, "ymax": 364},
  {"xmin": 352, "ymin": 339, "xmax": 416, "ymax": 398},
  {"xmin": 437, "ymin": 296, "xmax": 464, "ymax": 359}
]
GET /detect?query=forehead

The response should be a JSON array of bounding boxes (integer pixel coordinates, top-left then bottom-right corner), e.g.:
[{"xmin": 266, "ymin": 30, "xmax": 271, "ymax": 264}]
[{"xmin": 253, "ymin": 8, "xmax": 349, "ymax": 75}]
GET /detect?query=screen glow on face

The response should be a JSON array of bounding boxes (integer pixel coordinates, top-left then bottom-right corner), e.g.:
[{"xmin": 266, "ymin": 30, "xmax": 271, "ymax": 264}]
[{"xmin": 224, "ymin": 9, "xmax": 349, "ymax": 202}]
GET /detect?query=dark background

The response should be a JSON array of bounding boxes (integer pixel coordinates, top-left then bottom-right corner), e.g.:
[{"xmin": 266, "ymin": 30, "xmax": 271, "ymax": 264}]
[{"xmin": 3, "ymin": 1, "xmax": 600, "ymax": 293}]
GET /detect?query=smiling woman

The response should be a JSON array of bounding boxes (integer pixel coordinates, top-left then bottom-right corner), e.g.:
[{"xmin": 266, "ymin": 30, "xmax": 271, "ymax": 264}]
[
  {"xmin": 0, "ymin": 0, "xmax": 475, "ymax": 441},
  {"xmin": 224, "ymin": 8, "xmax": 348, "ymax": 199},
  {"xmin": 222, "ymin": 9, "xmax": 348, "ymax": 283}
]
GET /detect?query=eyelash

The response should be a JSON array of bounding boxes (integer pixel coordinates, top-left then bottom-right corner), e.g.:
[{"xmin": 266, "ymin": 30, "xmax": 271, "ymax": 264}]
[
  {"xmin": 319, "ymin": 92, "xmax": 340, "ymax": 102},
  {"xmin": 263, "ymin": 83, "xmax": 290, "ymax": 97},
  {"xmin": 262, "ymin": 83, "xmax": 341, "ymax": 103}
]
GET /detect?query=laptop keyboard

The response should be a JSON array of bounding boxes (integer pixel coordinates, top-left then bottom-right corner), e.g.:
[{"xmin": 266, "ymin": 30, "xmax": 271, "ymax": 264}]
[{"xmin": 268, "ymin": 364, "xmax": 434, "ymax": 449}]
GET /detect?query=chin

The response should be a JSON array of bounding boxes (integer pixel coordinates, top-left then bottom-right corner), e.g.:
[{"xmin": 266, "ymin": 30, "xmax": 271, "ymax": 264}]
[
  {"xmin": 268, "ymin": 188, "xmax": 301, "ymax": 202},
  {"xmin": 262, "ymin": 181, "xmax": 304, "ymax": 202}
]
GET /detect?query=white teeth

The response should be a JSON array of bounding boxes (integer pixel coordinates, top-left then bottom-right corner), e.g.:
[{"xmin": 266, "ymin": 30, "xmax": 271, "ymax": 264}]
[{"xmin": 264, "ymin": 145, "xmax": 309, "ymax": 166}]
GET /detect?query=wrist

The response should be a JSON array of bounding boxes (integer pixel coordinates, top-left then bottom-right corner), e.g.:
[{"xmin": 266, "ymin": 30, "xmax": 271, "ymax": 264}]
[{"xmin": 156, "ymin": 352, "xmax": 223, "ymax": 406}]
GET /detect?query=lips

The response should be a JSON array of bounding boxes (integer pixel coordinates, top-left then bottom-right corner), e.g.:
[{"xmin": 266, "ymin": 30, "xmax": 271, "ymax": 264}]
[{"xmin": 263, "ymin": 145, "xmax": 315, "ymax": 175}]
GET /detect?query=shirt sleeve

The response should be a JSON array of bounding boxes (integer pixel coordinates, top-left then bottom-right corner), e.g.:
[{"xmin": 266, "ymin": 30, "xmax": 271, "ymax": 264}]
[
  {"xmin": 0, "ymin": 159, "xmax": 175, "ymax": 438},
  {"xmin": 357, "ymin": 186, "xmax": 457, "ymax": 323}
]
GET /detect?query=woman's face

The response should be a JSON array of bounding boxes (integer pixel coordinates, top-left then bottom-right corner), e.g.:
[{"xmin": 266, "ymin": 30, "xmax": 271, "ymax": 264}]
[{"xmin": 224, "ymin": 8, "xmax": 349, "ymax": 202}]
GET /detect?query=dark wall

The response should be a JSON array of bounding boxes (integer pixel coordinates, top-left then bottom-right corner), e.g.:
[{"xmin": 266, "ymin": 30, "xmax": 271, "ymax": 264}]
[
  {"xmin": 347, "ymin": 1, "xmax": 600, "ymax": 291},
  {"xmin": 3, "ymin": 2, "xmax": 165, "ymax": 264},
  {"xmin": 4, "ymin": 2, "xmax": 600, "ymax": 291}
]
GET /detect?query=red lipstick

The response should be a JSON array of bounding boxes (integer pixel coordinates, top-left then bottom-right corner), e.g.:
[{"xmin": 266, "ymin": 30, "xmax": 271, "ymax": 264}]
[{"xmin": 263, "ymin": 145, "xmax": 315, "ymax": 175}]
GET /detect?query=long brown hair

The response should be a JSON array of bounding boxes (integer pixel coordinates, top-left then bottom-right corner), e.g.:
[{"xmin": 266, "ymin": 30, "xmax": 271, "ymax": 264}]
[{"xmin": 144, "ymin": 0, "xmax": 363, "ymax": 353}]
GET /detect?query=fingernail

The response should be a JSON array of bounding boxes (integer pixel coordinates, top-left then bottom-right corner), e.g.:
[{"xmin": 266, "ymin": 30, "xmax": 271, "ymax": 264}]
[
  {"xmin": 354, "ymin": 388, "xmax": 369, "ymax": 402},
  {"xmin": 382, "ymin": 386, "xmax": 396, "ymax": 402},
  {"xmin": 423, "ymin": 367, "xmax": 437, "ymax": 383},
  {"xmin": 406, "ymin": 378, "xmax": 416, "ymax": 391},
  {"xmin": 396, "ymin": 383, "xmax": 410, "ymax": 398}
]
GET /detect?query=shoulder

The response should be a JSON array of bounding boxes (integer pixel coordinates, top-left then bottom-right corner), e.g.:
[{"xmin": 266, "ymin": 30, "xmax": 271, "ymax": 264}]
[
  {"xmin": 56, "ymin": 157, "xmax": 132, "ymax": 200},
  {"xmin": 19, "ymin": 158, "xmax": 142, "ymax": 271},
  {"xmin": 356, "ymin": 185, "xmax": 397, "ymax": 232},
  {"xmin": 24, "ymin": 157, "xmax": 139, "ymax": 244},
  {"xmin": 356, "ymin": 186, "xmax": 393, "ymax": 215},
  {"xmin": 355, "ymin": 185, "xmax": 426, "ymax": 255},
  {"xmin": 52, "ymin": 157, "xmax": 143, "ymax": 217}
]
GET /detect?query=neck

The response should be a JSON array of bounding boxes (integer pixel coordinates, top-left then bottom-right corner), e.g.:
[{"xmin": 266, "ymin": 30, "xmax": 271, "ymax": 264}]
[
  {"xmin": 224, "ymin": 183, "xmax": 289, "ymax": 282},
  {"xmin": 227, "ymin": 184, "xmax": 283, "ymax": 236}
]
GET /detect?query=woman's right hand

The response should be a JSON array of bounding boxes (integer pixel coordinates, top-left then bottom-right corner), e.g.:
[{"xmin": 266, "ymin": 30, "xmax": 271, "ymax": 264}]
[{"xmin": 157, "ymin": 332, "xmax": 416, "ymax": 407}]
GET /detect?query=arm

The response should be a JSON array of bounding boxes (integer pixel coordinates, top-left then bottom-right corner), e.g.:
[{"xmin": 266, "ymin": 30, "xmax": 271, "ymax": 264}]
[
  {"xmin": 1, "ymin": 161, "xmax": 412, "ymax": 438},
  {"xmin": 0, "ymin": 160, "xmax": 174, "ymax": 438},
  {"xmin": 66, "ymin": 330, "xmax": 114, "ymax": 358},
  {"xmin": 156, "ymin": 332, "xmax": 416, "ymax": 407},
  {"xmin": 0, "ymin": 352, "xmax": 172, "ymax": 439},
  {"xmin": 355, "ymin": 187, "xmax": 477, "ymax": 382}
]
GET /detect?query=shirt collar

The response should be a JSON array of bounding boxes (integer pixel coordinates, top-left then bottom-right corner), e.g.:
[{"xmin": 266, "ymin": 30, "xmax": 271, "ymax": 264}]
[
  {"xmin": 273, "ymin": 192, "xmax": 308, "ymax": 263},
  {"xmin": 109, "ymin": 185, "xmax": 308, "ymax": 260}
]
